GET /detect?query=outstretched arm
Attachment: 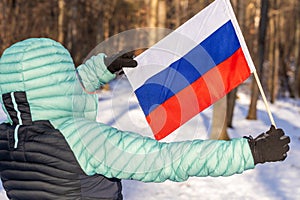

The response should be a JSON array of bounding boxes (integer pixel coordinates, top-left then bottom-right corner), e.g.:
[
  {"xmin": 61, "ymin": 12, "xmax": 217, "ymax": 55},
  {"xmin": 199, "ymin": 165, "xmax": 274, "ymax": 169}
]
[{"xmin": 59, "ymin": 118, "xmax": 255, "ymax": 182}]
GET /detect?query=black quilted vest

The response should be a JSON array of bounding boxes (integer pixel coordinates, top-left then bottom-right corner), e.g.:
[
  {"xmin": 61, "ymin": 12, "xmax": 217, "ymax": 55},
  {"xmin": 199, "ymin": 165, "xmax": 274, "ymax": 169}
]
[{"xmin": 0, "ymin": 92, "xmax": 122, "ymax": 200}]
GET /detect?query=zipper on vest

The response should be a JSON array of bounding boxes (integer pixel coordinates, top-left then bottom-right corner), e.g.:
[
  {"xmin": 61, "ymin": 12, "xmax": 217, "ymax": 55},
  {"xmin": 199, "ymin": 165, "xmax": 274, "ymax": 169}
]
[{"xmin": 10, "ymin": 92, "xmax": 23, "ymax": 148}]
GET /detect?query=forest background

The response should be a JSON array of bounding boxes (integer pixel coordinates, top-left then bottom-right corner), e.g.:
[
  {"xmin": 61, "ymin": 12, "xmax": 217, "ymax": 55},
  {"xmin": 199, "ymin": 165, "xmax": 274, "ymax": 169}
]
[{"xmin": 0, "ymin": 0, "xmax": 300, "ymax": 137}]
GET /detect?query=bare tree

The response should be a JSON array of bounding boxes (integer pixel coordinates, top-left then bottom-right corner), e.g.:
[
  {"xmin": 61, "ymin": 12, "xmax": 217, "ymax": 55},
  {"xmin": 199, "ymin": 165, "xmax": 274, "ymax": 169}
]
[
  {"xmin": 227, "ymin": 0, "xmax": 252, "ymax": 128},
  {"xmin": 270, "ymin": 0, "xmax": 280, "ymax": 103},
  {"xmin": 247, "ymin": 0, "xmax": 269, "ymax": 120},
  {"xmin": 58, "ymin": 0, "xmax": 65, "ymax": 44},
  {"xmin": 295, "ymin": 0, "xmax": 300, "ymax": 96},
  {"xmin": 210, "ymin": 97, "xmax": 230, "ymax": 140}
]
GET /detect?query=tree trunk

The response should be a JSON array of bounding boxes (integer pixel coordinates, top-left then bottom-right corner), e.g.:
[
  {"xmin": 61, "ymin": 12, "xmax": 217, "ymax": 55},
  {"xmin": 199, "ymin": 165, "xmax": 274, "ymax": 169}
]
[
  {"xmin": 174, "ymin": 0, "xmax": 180, "ymax": 28},
  {"xmin": 58, "ymin": 0, "xmax": 65, "ymax": 44},
  {"xmin": 210, "ymin": 96, "xmax": 230, "ymax": 140},
  {"xmin": 0, "ymin": 0, "xmax": 5, "ymax": 53},
  {"xmin": 226, "ymin": 0, "xmax": 247, "ymax": 128},
  {"xmin": 231, "ymin": 0, "xmax": 238, "ymax": 10},
  {"xmin": 226, "ymin": 88, "xmax": 237, "ymax": 128},
  {"xmin": 148, "ymin": 0, "xmax": 158, "ymax": 45},
  {"xmin": 157, "ymin": 0, "xmax": 166, "ymax": 40},
  {"xmin": 270, "ymin": 0, "xmax": 280, "ymax": 103},
  {"xmin": 294, "ymin": 0, "xmax": 300, "ymax": 97},
  {"xmin": 247, "ymin": 0, "xmax": 269, "ymax": 120},
  {"xmin": 247, "ymin": 79, "xmax": 259, "ymax": 120},
  {"xmin": 268, "ymin": 12, "xmax": 275, "ymax": 97},
  {"xmin": 102, "ymin": 0, "xmax": 117, "ymax": 40},
  {"xmin": 158, "ymin": 0, "xmax": 166, "ymax": 28},
  {"xmin": 277, "ymin": 2, "xmax": 295, "ymax": 99}
]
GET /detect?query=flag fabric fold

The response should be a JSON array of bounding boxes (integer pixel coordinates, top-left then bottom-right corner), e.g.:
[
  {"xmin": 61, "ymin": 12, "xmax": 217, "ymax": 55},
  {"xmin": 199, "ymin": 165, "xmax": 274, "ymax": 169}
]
[{"xmin": 124, "ymin": 0, "xmax": 256, "ymax": 140}]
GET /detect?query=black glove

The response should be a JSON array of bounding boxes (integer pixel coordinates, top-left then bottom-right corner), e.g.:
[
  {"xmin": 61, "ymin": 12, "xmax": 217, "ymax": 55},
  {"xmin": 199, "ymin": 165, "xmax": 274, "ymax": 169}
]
[
  {"xmin": 104, "ymin": 51, "xmax": 138, "ymax": 74},
  {"xmin": 244, "ymin": 125, "xmax": 290, "ymax": 165}
]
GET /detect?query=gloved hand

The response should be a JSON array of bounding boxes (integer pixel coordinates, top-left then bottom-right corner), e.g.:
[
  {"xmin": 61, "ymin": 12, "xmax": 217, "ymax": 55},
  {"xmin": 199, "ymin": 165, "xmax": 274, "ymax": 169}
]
[
  {"xmin": 104, "ymin": 51, "xmax": 138, "ymax": 74},
  {"xmin": 244, "ymin": 125, "xmax": 290, "ymax": 165}
]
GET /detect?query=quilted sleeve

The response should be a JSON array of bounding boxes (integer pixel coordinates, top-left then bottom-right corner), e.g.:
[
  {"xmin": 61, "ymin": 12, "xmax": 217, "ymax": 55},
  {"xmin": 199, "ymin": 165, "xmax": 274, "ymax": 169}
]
[
  {"xmin": 76, "ymin": 53, "xmax": 116, "ymax": 92},
  {"xmin": 59, "ymin": 118, "xmax": 255, "ymax": 183}
]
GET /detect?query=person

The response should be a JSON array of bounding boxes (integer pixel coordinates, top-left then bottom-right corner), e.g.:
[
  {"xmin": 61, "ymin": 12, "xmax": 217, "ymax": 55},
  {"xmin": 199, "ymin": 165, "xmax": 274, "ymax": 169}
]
[{"xmin": 0, "ymin": 38, "xmax": 290, "ymax": 200}]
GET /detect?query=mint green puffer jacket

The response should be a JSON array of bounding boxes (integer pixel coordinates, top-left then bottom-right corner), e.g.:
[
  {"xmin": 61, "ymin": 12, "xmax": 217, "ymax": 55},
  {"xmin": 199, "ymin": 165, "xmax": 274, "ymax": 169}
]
[{"xmin": 0, "ymin": 38, "xmax": 254, "ymax": 183}]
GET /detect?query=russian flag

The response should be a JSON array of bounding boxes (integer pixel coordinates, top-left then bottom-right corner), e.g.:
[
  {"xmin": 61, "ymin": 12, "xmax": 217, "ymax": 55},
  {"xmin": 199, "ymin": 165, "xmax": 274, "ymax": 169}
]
[{"xmin": 124, "ymin": 0, "xmax": 256, "ymax": 140}]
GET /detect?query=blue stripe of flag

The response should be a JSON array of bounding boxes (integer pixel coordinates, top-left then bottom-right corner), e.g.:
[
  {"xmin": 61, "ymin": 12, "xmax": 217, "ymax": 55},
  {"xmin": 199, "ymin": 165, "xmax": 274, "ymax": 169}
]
[{"xmin": 135, "ymin": 20, "xmax": 241, "ymax": 116}]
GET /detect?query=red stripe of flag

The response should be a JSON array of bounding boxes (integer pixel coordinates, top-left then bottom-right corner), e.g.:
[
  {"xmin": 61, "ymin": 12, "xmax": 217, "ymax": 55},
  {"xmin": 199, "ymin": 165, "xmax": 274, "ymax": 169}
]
[{"xmin": 146, "ymin": 48, "xmax": 250, "ymax": 140}]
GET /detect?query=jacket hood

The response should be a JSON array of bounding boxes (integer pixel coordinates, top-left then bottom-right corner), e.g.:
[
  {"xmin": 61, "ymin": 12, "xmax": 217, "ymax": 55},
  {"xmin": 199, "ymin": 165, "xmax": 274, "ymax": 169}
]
[{"xmin": 0, "ymin": 38, "xmax": 98, "ymax": 124}]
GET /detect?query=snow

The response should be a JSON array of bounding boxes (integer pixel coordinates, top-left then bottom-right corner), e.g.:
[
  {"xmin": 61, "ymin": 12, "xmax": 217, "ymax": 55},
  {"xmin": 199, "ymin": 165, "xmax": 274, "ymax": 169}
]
[{"xmin": 1, "ymin": 77, "xmax": 300, "ymax": 200}]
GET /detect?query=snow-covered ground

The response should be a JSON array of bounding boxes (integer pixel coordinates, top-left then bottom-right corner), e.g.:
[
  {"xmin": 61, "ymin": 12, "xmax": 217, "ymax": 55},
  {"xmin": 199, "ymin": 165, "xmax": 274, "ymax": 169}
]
[{"xmin": 1, "ymin": 77, "xmax": 299, "ymax": 200}]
